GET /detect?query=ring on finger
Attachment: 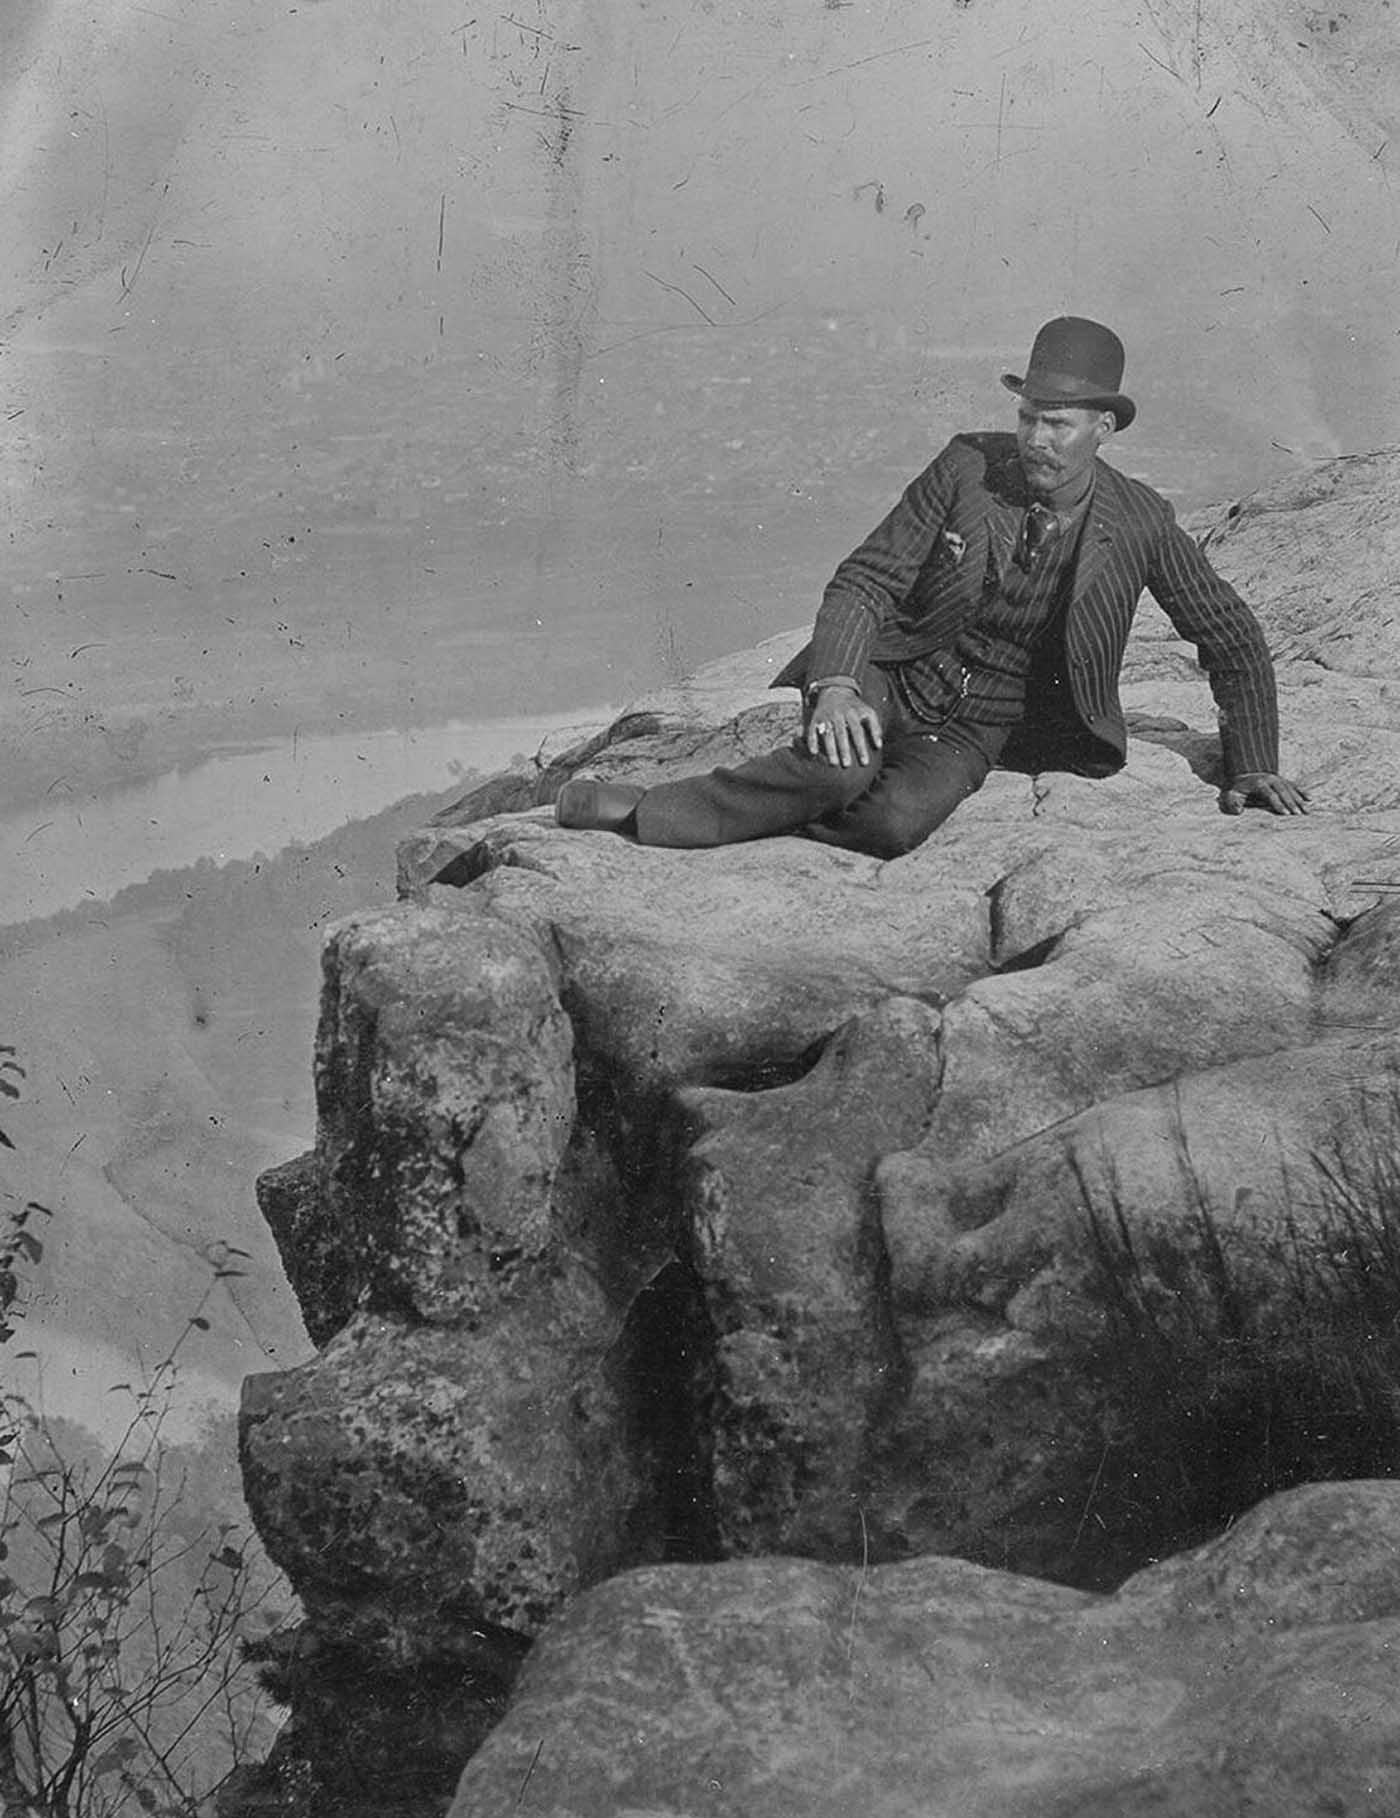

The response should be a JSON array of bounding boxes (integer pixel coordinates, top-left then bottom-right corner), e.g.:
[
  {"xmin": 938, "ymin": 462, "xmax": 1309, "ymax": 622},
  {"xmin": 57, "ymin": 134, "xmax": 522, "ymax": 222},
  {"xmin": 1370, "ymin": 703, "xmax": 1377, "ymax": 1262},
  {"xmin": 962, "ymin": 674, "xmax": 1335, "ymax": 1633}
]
[{"xmin": 814, "ymin": 721, "xmax": 830, "ymax": 735}]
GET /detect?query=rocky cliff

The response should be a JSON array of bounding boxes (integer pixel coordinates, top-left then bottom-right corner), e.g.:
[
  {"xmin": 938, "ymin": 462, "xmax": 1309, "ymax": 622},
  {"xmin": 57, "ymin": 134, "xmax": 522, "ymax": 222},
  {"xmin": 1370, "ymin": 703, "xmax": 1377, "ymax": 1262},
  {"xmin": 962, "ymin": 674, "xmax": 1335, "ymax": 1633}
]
[{"xmin": 233, "ymin": 451, "xmax": 1400, "ymax": 1816}]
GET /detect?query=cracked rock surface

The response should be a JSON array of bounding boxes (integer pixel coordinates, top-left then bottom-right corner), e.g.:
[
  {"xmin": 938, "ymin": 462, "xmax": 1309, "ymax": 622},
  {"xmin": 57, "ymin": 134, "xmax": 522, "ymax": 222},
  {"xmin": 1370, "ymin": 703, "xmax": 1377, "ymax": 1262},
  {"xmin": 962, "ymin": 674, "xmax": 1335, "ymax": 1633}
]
[
  {"xmin": 393, "ymin": 758, "xmax": 1400, "ymax": 1583},
  {"xmin": 449, "ymin": 1480, "xmax": 1400, "ymax": 1818}
]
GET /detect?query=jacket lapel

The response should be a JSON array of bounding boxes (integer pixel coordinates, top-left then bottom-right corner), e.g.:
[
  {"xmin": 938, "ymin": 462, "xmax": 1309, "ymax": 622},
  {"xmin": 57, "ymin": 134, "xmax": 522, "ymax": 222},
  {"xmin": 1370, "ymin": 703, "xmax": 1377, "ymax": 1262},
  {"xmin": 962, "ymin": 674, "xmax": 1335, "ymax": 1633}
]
[
  {"xmin": 1070, "ymin": 462, "xmax": 1124, "ymax": 603},
  {"xmin": 984, "ymin": 505, "xmax": 1018, "ymax": 584},
  {"xmin": 979, "ymin": 442, "xmax": 1026, "ymax": 585}
]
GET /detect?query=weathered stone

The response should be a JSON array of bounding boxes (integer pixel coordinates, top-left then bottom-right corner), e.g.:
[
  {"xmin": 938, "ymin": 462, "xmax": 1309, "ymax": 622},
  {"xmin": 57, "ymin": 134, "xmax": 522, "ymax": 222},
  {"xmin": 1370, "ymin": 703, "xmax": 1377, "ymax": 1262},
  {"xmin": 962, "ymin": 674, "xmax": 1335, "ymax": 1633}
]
[
  {"xmin": 240, "ymin": 1278, "xmax": 647, "ymax": 1662},
  {"xmin": 381, "ymin": 704, "xmax": 1400, "ymax": 1576},
  {"xmin": 237, "ymin": 884, "xmax": 662, "ymax": 1811},
  {"xmin": 884, "ymin": 1030, "xmax": 1400, "ymax": 1327},
  {"xmin": 1324, "ymin": 896, "xmax": 1400, "ymax": 1027},
  {"xmin": 449, "ymin": 1480, "xmax": 1400, "ymax": 1818},
  {"xmin": 254, "ymin": 1149, "xmax": 351, "ymax": 1349},
  {"xmin": 676, "ymin": 997, "xmax": 945, "ymax": 1557},
  {"xmin": 413, "ymin": 816, "xmax": 1000, "ymax": 1099},
  {"xmin": 907, "ymin": 801, "xmax": 1341, "ymax": 1164},
  {"xmin": 1188, "ymin": 449, "xmax": 1400, "ymax": 680},
  {"xmin": 873, "ymin": 1030, "xmax": 1400, "ymax": 1579},
  {"xmin": 312, "ymin": 898, "xmax": 574, "ymax": 1327}
]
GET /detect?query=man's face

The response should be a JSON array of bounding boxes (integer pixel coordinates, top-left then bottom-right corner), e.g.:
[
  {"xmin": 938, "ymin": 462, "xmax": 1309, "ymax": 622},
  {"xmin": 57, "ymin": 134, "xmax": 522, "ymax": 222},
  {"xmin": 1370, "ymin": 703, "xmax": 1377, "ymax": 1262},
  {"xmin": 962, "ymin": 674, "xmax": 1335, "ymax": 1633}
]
[{"xmin": 1016, "ymin": 402, "xmax": 1114, "ymax": 498}]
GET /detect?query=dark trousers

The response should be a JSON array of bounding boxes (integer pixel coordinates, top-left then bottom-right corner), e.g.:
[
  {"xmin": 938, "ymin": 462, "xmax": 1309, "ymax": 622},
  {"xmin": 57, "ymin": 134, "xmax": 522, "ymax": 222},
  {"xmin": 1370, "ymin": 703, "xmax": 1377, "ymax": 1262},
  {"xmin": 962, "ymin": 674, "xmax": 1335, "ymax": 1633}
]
[{"xmin": 633, "ymin": 665, "xmax": 1009, "ymax": 858}]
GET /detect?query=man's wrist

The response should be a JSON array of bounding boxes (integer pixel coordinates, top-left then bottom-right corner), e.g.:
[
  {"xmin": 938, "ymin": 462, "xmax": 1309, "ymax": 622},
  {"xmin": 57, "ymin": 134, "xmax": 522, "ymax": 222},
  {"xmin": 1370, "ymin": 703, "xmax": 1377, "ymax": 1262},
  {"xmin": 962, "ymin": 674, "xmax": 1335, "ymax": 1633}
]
[{"xmin": 806, "ymin": 674, "xmax": 861, "ymax": 702}]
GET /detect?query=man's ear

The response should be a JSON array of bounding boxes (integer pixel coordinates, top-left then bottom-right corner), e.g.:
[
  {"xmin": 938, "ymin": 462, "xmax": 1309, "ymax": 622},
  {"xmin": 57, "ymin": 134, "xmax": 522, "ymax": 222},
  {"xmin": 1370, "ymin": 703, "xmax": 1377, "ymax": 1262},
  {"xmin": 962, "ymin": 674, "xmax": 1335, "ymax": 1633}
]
[{"xmin": 1095, "ymin": 412, "xmax": 1116, "ymax": 446}]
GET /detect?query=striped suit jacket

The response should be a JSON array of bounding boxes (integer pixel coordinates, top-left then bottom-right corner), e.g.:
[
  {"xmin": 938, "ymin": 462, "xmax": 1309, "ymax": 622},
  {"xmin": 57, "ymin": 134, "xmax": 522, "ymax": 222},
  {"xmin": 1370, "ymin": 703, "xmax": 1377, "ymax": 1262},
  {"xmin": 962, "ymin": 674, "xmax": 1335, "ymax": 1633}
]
[{"xmin": 772, "ymin": 432, "xmax": 1280, "ymax": 782}]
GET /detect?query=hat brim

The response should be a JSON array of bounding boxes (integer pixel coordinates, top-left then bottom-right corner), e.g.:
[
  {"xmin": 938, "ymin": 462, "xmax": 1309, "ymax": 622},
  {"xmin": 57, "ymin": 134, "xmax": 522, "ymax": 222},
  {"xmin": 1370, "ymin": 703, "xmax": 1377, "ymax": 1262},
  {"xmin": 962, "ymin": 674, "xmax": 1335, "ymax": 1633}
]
[{"xmin": 1001, "ymin": 373, "xmax": 1135, "ymax": 431}]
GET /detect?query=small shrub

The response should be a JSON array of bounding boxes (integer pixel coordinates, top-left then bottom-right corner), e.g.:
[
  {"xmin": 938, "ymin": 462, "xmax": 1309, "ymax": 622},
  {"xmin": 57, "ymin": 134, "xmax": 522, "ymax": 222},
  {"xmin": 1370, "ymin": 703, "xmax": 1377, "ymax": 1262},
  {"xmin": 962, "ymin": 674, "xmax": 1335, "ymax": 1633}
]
[{"xmin": 2, "ymin": 1045, "xmax": 288, "ymax": 1815}]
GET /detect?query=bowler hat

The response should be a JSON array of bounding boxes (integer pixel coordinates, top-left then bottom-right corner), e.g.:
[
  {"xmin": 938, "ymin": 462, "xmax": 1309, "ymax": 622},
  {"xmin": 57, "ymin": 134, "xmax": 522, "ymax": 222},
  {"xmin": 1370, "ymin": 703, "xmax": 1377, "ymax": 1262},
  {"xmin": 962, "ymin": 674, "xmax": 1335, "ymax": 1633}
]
[{"xmin": 1001, "ymin": 316, "xmax": 1136, "ymax": 430}]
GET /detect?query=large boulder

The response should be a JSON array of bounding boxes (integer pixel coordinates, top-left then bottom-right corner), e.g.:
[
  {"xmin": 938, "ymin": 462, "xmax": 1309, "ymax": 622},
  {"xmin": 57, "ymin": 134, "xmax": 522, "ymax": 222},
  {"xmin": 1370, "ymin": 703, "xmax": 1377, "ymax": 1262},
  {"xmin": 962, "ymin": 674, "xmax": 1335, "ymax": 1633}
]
[
  {"xmin": 388, "ymin": 746, "xmax": 1400, "ymax": 1580},
  {"xmin": 310, "ymin": 899, "xmax": 576, "ymax": 1329},
  {"xmin": 449, "ymin": 1479, "xmax": 1400, "ymax": 1818},
  {"xmin": 240, "ymin": 1288, "xmax": 641, "ymax": 1659},
  {"xmin": 240, "ymin": 897, "xmax": 661, "ymax": 1655},
  {"xmin": 261, "ymin": 449, "xmax": 1400, "ymax": 1617}
]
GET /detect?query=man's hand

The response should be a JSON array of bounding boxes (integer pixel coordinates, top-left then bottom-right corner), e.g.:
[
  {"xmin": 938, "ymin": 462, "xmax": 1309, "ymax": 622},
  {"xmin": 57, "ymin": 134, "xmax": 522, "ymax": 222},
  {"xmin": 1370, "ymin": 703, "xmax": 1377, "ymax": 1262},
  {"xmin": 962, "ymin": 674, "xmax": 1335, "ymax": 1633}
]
[
  {"xmin": 1220, "ymin": 772, "xmax": 1311, "ymax": 816},
  {"xmin": 805, "ymin": 685, "xmax": 883, "ymax": 768}
]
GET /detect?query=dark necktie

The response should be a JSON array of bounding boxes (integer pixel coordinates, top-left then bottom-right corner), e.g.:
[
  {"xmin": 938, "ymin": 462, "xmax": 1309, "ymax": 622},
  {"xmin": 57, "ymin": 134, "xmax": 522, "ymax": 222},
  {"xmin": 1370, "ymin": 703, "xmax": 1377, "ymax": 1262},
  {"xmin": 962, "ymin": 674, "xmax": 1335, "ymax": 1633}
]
[{"xmin": 1018, "ymin": 501, "xmax": 1060, "ymax": 569}]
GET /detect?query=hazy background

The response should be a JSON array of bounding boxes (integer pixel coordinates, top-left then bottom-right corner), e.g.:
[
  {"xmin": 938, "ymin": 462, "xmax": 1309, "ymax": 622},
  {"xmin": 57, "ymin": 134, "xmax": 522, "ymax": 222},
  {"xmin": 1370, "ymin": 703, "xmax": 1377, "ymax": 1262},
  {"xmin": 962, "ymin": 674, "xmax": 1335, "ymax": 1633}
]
[{"xmin": 1, "ymin": 0, "xmax": 1396, "ymax": 1445}]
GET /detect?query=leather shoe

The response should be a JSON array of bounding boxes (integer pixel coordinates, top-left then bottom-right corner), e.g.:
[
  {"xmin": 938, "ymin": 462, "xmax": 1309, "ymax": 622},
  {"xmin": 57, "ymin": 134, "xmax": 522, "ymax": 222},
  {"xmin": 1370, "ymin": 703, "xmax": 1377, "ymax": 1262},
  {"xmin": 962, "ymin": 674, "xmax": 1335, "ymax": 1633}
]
[{"xmin": 555, "ymin": 778, "xmax": 645, "ymax": 833}]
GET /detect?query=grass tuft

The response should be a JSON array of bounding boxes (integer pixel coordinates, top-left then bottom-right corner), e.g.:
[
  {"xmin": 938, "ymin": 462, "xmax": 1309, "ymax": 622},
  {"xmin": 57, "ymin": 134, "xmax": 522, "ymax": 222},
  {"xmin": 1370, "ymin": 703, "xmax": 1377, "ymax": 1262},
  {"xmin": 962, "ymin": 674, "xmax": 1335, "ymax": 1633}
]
[{"xmin": 1067, "ymin": 1097, "xmax": 1400, "ymax": 1585}]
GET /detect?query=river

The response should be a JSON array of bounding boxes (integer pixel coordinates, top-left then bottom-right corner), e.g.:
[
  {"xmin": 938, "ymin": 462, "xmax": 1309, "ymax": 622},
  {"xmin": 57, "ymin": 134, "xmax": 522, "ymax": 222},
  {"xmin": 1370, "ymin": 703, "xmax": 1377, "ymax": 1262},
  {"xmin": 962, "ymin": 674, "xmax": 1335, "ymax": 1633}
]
[{"xmin": 2, "ymin": 708, "xmax": 599, "ymax": 929}]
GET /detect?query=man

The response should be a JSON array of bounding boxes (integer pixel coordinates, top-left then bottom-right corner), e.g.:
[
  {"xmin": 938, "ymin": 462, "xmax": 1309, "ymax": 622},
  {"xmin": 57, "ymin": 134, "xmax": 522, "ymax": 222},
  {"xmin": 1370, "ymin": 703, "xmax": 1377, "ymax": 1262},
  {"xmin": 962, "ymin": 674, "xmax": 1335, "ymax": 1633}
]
[{"xmin": 556, "ymin": 316, "xmax": 1308, "ymax": 856}]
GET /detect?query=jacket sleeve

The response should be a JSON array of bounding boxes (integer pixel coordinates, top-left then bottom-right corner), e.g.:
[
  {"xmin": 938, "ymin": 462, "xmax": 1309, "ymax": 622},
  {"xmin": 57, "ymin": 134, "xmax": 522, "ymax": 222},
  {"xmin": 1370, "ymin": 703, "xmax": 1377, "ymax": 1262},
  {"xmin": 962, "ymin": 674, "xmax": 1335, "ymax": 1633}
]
[
  {"xmin": 1146, "ymin": 507, "xmax": 1281, "ymax": 781},
  {"xmin": 805, "ymin": 444, "xmax": 960, "ymax": 683}
]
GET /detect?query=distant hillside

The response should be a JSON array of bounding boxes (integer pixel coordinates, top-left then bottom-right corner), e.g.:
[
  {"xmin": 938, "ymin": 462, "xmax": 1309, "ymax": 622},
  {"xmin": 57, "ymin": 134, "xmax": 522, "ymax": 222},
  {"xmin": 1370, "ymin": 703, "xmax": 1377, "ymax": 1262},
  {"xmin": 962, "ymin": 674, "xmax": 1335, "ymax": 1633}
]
[{"xmin": 2, "ymin": 783, "xmax": 456, "ymax": 1443}]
